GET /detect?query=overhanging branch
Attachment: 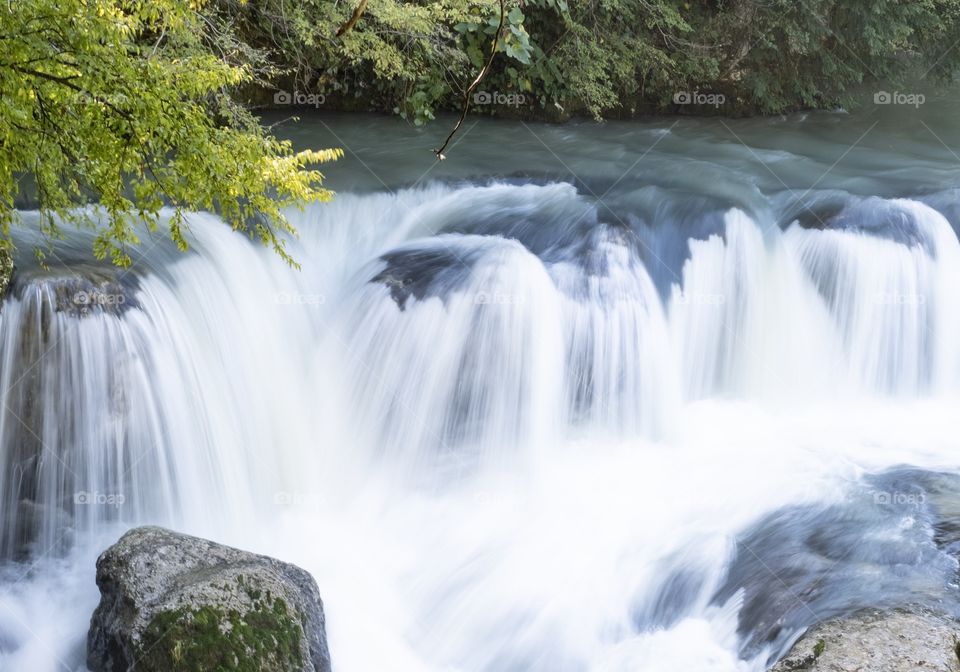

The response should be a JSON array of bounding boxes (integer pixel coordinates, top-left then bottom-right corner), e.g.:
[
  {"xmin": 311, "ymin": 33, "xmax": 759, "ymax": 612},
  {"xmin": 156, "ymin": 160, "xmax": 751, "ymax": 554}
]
[{"xmin": 433, "ymin": 0, "xmax": 506, "ymax": 161}]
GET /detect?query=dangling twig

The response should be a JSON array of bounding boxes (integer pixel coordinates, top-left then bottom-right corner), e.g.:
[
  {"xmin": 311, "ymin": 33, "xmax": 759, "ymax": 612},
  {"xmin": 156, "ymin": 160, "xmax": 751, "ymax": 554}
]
[{"xmin": 433, "ymin": 0, "xmax": 506, "ymax": 161}]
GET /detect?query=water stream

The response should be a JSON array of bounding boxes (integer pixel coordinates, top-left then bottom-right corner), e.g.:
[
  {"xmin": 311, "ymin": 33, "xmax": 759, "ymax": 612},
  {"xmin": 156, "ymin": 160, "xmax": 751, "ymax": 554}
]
[{"xmin": 3, "ymin": 99, "xmax": 960, "ymax": 671}]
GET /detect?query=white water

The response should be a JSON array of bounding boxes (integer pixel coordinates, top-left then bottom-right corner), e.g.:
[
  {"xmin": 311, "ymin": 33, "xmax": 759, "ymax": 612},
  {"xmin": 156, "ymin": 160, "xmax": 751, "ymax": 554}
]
[{"xmin": 2, "ymin": 182, "xmax": 960, "ymax": 671}]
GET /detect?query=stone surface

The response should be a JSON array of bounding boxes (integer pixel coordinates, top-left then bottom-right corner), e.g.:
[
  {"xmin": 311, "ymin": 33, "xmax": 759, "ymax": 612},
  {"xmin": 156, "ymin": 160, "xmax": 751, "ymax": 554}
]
[
  {"xmin": 87, "ymin": 526, "xmax": 331, "ymax": 672},
  {"xmin": 771, "ymin": 608, "xmax": 960, "ymax": 672},
  {"xmin": 0, "ymin": 244, "xmax": 13, "ymax": 301},
  {"xmin": 11, "ymin": 270, "xmax": 140, "ymax": 317}
]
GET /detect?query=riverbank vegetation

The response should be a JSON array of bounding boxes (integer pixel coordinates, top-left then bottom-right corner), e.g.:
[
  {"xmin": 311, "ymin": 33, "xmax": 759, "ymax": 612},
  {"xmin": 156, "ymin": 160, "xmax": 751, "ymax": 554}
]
[
  {"xmin": 2, "ymin": 0, "xmax": 959, "ymax": 267},
  {"xmin": 0, "ymin": 0, "xmax": 341, "ymax": 268},
  {"xmin": 235, "ymin": 0, "xmax": 960, "ymax": 122}
]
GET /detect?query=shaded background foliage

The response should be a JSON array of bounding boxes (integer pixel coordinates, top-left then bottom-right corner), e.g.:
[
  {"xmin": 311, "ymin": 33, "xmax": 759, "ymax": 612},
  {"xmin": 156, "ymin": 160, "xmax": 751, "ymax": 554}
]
[
  {"xmin": 3, "ymin": 0, "xmax": 960, "ymax": 269},
  {"xmin": 227, "ymin": 0, "xmax": 960, "ymax": 121}
]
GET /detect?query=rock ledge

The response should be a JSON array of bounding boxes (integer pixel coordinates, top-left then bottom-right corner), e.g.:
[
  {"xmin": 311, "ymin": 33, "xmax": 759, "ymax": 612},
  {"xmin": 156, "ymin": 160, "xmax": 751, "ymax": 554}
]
[{"xmin": 772, "ymin": 608, "xmax": 960, "ymax": 672}]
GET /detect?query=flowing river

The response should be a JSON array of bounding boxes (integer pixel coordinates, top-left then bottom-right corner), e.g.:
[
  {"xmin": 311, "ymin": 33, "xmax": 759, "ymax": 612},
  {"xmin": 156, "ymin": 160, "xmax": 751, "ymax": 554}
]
[{"xmin": 3, "ymin": 96, "xmax": 960, "ymax": 671}]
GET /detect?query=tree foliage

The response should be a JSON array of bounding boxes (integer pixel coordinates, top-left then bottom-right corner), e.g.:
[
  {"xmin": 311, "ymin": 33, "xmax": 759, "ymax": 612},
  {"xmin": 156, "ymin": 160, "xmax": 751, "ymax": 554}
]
[
  {"xmin": 231, "ymin": 0, "xmax": 960, "ymax": 121},
  {"xmin": 2, "ymin": 0, "xmax": 959, "ymax": 268},
  {"xmin": 0, "ymin": 0, "xmax": 341, "ymax": 267}
]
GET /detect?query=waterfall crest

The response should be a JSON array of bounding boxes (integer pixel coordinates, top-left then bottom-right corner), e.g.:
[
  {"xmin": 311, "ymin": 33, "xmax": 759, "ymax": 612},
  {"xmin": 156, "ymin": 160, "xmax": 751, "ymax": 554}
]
[{"xmin": 3, "ymin": 182, "xmax": 960, "ymax": 671}]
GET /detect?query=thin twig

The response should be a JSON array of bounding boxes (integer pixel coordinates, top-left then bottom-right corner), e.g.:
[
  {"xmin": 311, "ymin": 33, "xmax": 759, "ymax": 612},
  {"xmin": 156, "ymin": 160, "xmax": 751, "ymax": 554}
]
[{"xmin": 433, "ymin": 0, "xmax": 506, "ymax": 161}]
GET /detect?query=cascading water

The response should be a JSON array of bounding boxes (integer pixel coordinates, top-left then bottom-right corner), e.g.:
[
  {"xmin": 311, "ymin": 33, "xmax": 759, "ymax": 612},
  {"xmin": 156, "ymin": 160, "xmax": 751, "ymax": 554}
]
[{"xmin": 3, "ymin": 110, "xmax": 960, "ymax": 672}]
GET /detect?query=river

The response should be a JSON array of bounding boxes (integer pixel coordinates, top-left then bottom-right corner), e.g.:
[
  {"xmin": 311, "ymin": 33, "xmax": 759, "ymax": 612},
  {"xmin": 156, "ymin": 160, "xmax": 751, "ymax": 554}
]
[{"xmin": 2, "ymin": 96, "xmax": 960, "ymax": 671}]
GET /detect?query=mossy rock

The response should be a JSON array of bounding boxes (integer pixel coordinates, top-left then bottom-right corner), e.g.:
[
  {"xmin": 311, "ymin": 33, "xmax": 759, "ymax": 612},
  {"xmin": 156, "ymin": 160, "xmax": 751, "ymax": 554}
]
[
  {"xmin": 138, "ymin": 595, "xmax": 304, "ymax": 672},
  {"xmin": 87, "ymin": 526, "xmax": 331, "ymax": 672},
  {"xmin": 771, "ymin": 608, "xmax": 960, "ymax": 671}
]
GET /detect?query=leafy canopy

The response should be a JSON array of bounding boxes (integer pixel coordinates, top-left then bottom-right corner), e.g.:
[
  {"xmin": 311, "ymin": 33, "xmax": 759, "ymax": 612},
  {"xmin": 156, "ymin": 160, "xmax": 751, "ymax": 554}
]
[
  {"xmin": 0, "ymin": 0, "xmax": 341, "ymax": 267},
  {"xmin": 234, "ymin": 0, "xmax": 960, "ymax": 121}
]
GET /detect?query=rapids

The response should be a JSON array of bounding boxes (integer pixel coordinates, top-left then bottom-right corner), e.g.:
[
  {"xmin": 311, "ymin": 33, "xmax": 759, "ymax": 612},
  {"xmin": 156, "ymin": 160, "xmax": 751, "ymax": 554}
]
[{"xmin": 3, "ymin": 101, "xmax": 960, "ymax": 671}]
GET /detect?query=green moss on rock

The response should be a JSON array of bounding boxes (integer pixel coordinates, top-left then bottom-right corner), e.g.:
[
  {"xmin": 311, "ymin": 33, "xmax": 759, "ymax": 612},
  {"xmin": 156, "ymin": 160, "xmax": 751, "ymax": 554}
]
[
  {"xmin": 88, "ymin": 527, "xmax": 332, "ymax": 672},
  {"xmin": 138, "ymin": 594, "xmax": 305, "ymax": 672}
]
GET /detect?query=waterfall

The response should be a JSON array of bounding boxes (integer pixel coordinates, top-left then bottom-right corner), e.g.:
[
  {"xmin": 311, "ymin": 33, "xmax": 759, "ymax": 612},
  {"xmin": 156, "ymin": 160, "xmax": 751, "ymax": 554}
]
[
  {"xmin": 785, "ymin": 198, "xmax": 960, "ymax": 393},
  {"xmin": 2, "ymin": 182, "xmax": 960, "ymax": 671}
]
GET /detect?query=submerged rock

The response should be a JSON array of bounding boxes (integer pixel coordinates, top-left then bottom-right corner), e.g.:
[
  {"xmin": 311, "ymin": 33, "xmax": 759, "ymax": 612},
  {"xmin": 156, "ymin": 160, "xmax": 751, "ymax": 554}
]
[
  {"xmin": 771, "ymin": 608, "xmax": 960, "ymax": 671},
  {"xmin": 87, "ymin": 526, "xmax": 331, "ymax": 672},
  {"xmin": 11, "ymin": 269, "xmax": 140, "ymax": 317}
]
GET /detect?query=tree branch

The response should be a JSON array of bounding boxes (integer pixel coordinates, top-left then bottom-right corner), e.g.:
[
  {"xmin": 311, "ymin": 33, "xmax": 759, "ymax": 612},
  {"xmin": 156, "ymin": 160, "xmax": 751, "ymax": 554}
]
[
  {"xmin": 432, "ymin": 0, "xmax": 506, "ymax": 161},
  {"xmin": 335, "ymin": 0, "xmax": 369, "ymax": 38}
]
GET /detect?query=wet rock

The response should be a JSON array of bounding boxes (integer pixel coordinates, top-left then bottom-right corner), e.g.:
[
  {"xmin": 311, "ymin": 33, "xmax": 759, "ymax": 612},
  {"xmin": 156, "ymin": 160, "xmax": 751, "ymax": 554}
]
[
  {"xmin": 0, "ymin": 498, "xmax": 73, "ymax": 560},
  {"xmin": 11, "ymin": 269, "xmax": 140, "ymax": 317},
  {"xmin": 771, "ymin": 608, "xmax": 960, "ymax": 671},
  {"xmin": 370, "ymin": 236, "xmax": 514, "ymax": 310},
  {"xmin": 0, "ymin": 244, "xmax": 13, "ymax": 301},
  {"xmin": 87, "ymin": 526, "xmax": 331, "ymax": 672}
]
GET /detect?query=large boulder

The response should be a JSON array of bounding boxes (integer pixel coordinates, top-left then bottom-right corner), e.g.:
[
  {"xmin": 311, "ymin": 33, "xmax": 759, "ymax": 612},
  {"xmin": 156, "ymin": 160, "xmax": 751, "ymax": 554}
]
[
  {"xmin": 772, "ymin": 608, "xmax": 960, "ymax": 672},
  {"xmin": 87, "ymin": 526, "xmax": 332, "ymax": 672}
]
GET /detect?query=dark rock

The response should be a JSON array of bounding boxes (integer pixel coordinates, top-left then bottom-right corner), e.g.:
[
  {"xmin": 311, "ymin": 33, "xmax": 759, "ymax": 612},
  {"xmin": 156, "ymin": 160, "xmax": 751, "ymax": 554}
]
[
  {"xmin": 371, "ymin": 241, "xmax": 482, "ymax": 310},
  {"xmin": 11, "ymin": 269, "xmax": 140, "ymax": 318},
  {"xmin": 0, "ymin": 243, "xmax": 13, "ymax": 302},
  {"xmin": 771, "ymin": 608, "xmax": 960, "ymax": 671},
  {"xmin": 0, "ymin": 499, "xmax": 73, "ymax": 560},
  {"xmin": 87, "ymin": 526, "xmax": 331, "ymax": 672}
]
